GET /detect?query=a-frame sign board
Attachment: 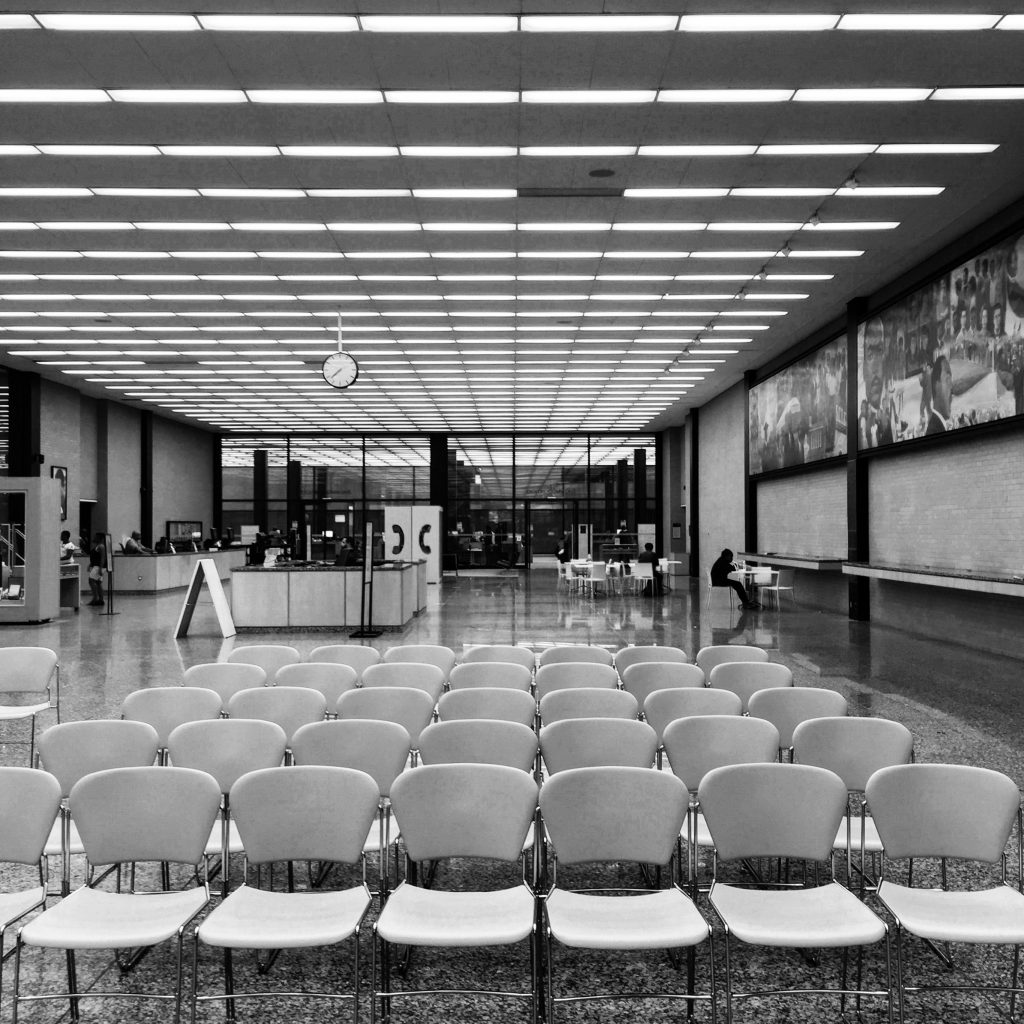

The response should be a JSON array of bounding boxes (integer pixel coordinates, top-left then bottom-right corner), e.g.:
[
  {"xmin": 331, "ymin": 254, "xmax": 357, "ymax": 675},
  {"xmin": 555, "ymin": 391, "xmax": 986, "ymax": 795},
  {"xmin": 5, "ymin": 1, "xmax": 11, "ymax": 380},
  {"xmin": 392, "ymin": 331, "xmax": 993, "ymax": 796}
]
[{"xmin": 174, "ymin": 558, "xmax": 236, "ymax": 639}]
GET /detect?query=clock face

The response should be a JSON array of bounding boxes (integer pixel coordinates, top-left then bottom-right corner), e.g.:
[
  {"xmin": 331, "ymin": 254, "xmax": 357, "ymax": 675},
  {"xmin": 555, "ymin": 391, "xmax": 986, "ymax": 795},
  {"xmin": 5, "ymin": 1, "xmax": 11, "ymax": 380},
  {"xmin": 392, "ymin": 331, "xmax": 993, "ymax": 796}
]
[{"xmin": 322, "ymin": 352, "xmax": 358, "ymax": 388}]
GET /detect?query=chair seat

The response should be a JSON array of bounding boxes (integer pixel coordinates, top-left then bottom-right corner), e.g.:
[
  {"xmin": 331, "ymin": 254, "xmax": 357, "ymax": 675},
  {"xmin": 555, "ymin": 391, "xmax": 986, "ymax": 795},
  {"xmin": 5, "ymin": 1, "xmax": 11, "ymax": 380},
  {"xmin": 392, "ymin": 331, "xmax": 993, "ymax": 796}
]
[
  {"xmin": 0, "ymin": 886, "xmax": 46, "ymax": 930},
  {"xmin": 546, "ymin": 887, "xmax": 708, "ymax": 950},
  {"xmin": 710, "ymin": 881, "xmax": 886, "ymax": 948},
  {"xmin": 834, "ymin": 814, "xmax": 882, "ymax": 854},
  {"xmin": 21, "ymin": 885, "xmax": 209, "ymax": 949},
  {"xmin": 44, "ymin": 817, "xmax": 82, "ymax": 858},
  {"xmin": 876, "ymin": 881, "xmax": 1024, "ymax": 944},
  {"xmin": 377, "ymin": 881, "xmax": 534, "ymax": 947},
  {"xmin": 198, "ymin": 883, "xmax": 371, "ymax": 949},
  {"xmin": 0, "ymin": 702, "xmax": 51, "ymax": 721}
]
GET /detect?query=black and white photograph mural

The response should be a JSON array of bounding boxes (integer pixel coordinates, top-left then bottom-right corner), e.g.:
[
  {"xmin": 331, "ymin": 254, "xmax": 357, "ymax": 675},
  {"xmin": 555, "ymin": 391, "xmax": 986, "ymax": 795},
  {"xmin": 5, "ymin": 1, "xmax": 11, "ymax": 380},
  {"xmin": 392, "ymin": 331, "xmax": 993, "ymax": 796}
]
[
  {"xmin": 857, "ymin": 232, "xmax": 1024, "ymax": 448},
  {"xmin": 748, "ymin": 336, "xmax": 848, "ymax": 474}
]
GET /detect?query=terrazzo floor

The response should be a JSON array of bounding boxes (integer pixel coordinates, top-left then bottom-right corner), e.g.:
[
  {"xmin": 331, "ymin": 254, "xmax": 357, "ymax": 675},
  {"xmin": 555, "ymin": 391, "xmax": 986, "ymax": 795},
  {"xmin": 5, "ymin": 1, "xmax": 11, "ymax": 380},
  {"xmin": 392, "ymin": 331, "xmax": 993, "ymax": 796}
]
[{"xmin": 1, "ymin": 567, "xmax": 1023, "ymax": 1024}]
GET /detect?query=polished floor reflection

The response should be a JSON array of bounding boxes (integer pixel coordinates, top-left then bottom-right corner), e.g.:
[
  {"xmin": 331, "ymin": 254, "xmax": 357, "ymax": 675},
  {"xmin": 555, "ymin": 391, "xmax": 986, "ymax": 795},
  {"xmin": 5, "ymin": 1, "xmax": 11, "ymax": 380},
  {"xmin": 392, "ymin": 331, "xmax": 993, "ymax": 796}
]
[{"xmin": 1, "ymin": 567, "xmax": 1022, "ymax": 1023}]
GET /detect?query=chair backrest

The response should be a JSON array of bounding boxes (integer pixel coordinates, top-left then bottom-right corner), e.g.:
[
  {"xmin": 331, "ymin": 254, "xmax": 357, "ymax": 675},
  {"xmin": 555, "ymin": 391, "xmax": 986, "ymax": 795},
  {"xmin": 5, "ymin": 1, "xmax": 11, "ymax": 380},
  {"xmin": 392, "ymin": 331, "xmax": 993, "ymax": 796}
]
[
  {"xmin": 382, "ymin": 644, "xmax": 456, "ymax": 680},
  {"xmin": 541, "ymin": 766, "xmax": 688, "ymax": 867},
  {"xmin": 70, "ymin": 765, "xmax": 221, "ymax": 866},
  {"xmin": 642, "ymin": 687, "xmax": 741, "ymax": 743},
  {"xmin": 225, "ymin": 644, "xmax": 301, "ymax": 683},
  {"xmin": 747, "ymin": 686, "xmax": 848, "ymax": 749},
  {"xmin": 291, "ymin": 719, "xmax": 410, "ymax": 796},
  {"xmin": 588, "ymin": 562, "xmax": 607, "ymax": 582},
  {"xmin": 793, "ymin": 716, "xmax": 914, "ymax": 791},
  {"xmin": 694, "ymin": 644, "xmax": 769, "ymax": 674},
  {"xmin": 336, "ymin": 686, "xmax": 435, "ymax": 747},
  {"xmin": 539, "ymin": 687, "xmax": 639, "ymax": 726},
  {"xmin": 120, "ymin": 686, "xmax": 223, "ymax": 747},
  {"xmin": 389, "ymin": 763, "xmax": 538, "ymax": 862},
  {"xmin": 707, "ymin": 661, "xmax": 793, "ymax": 712},
  {"xmin": 622, "ymin": 662, "xmax": 705, "ymax": 705},
  {"xmin": 275, "ymin": 662, "xmax": 358, "ymax": 705},
  {"xmin": 614, "ymin": 645, "xmax": 688, "ymax": 676},
  {"xmin": 632, "ymin": 562, "xmax": 653, "ymax": 581},
  {"xmin": 231, "ymin": 765, "xmax": 381, "ymax": 865},
  {"xmin": 538, "ymin": 646, "xmax": 614, "ymax": 667},
  {"xmin": 38, "ymin": 720, "xmax": 160, "ymax": 796},
  {"xmin": 183, "ymin": 662, "xmax": 268, "ymax": 701},
  {"xmin": 308, "ymin": 644, "xmax": 382, "ymax": 679},
  {"xmin": 361, "ymin": 662, "xmax": 446, "ymax": 703},
  {"xmin": 535, "ymin": 662, "xmax": 618, "ymax": 699},
  {"xmin": 0, "ymin": 766, "xmax": 62, "ymax": 863},
  {"xmin": 437, "ymin": 687, "xmax": 537, "ymax": 728},
  {"xmin": 0, "ymin": 646, "xmax": 58, "ymax": 696},
  {"xmin": 540, "ymin": 718, "xmax": 658, "ymax": 775},
  {"xmin": 448, "ymin": 662, "xmax": 533, "ymax": 692},
  {"xmin": 167, "ymin": 718, "xmax": 288, "ymax": 792},
  {"xmin": 461, "ymin": 645, "xmax": 536, "ymax": 671},
  {"xmin": 866, "ymin": 763, "xmax": 1021, "ymax": 863},
  {"xmin": 698, "ymin": 762, "xmax": 848, "ymax": 862},
  {"xmin": 226, "ymin": 686, "xmax": 327, "ymax": 743},
  {"xmin": 751, "ymin": 567, "xmax": 773, "ymax": 586},
  {"xmin": 419, "ymin": 719, "xmax": 538, "ymax": 772},
  {"xmin": 662, "ymin": 715, "xmax": 780, "ymax": 793},
  {"xmin": 775, "ymin": 568, "xmax": 796, "ymax": 588}
]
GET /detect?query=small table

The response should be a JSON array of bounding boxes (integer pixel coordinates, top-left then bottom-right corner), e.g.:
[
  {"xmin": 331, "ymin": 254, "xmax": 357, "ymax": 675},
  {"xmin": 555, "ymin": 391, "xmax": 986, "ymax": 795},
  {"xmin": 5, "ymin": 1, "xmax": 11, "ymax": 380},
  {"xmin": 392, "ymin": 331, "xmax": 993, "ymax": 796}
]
[{"xmin": 728, "ymin": 567, "xmax": 777, "ymax": 604}]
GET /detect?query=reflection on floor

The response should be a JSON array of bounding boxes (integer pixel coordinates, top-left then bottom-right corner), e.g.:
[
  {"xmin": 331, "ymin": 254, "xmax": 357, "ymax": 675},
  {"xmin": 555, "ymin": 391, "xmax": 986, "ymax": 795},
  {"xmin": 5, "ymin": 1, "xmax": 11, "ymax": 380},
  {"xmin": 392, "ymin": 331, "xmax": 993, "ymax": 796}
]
[{"xmin": 2, "ymin": 568, "xmax": 1023, "ymax": 1022}]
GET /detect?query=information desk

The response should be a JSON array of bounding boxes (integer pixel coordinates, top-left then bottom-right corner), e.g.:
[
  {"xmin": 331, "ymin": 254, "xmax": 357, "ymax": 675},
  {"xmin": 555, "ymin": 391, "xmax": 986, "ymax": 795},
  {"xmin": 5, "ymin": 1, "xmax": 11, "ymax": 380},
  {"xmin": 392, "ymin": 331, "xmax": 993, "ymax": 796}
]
[
  {"xmin": 231, "ymin": 561, "xmax": 426, "ymax": 630},
  {"xmin": 59, "ymin": 562, "xmax": 80, "ymax": 611},
  {"xmin": 113, "ymin": 548, "xmax": 247, "ymax": 593}
]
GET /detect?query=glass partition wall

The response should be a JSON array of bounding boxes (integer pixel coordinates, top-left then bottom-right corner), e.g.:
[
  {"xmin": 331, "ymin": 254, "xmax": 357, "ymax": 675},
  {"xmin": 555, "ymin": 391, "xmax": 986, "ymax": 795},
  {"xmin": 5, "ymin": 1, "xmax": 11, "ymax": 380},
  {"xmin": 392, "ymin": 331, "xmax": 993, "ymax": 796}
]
[{"xmin": 220, "ymin": 434, "xmax": 656, "ymax": 567}]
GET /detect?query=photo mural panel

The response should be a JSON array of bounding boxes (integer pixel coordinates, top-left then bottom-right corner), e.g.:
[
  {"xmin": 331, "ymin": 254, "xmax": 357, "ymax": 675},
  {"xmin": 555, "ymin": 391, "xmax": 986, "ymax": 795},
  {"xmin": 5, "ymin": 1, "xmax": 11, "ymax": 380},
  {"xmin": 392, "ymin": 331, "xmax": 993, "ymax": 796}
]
[
  {"xmin": 748, "ymin": 335, "xmax": 848, "ymax": 474},
  {"xmin": 857, "ymin": 231, "xmax": 1024, "ymax": 449}
]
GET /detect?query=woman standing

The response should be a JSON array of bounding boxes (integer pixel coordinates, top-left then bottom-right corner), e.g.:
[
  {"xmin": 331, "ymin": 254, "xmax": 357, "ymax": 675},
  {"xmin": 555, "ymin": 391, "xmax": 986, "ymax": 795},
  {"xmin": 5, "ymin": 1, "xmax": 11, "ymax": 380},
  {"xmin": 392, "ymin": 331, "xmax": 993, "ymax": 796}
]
[{"xmin": 88, "ymin": 533, "xmax": 106, "ymax": 607}]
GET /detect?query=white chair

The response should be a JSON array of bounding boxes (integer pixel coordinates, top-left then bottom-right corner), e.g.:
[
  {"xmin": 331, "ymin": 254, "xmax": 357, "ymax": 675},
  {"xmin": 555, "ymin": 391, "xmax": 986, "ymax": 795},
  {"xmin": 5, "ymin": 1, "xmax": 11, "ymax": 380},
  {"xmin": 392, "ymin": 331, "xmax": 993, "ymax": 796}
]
[
  {"xmin": 0, "ymin": 647, "xmax": 60, "ymax": 765},
  {"xmin": 694, "ymin": 645, "xmax": 769, "ymax": 675},
  {"xmin": 642, "ymin": 688, "xmax": 743, "ymax": 761},
  {"xmin": 361, "ymin": 662, "xmax": 445, "ymax": 704},
  {"xmin": 13, "ymin": 766, "xmax": 221, "ymax": 1024},
  {"xmin": 539, "ymin": 687, "xmax": 639, "ymax": 726},
  {"xmin": 622, "ymin": 663, "xmax": 705, "ymax": 707},
  {"xmin": 225, "ymin": 686, "xmax": 328, "ymax": 753},
  {"xmin": 747, "ymin": 686, "xmax": 848, "ymax": 758},
  {"xmin": 183, "ymin": 662, "xmax": 268, "ymax": 704},
  {"xmin": 382, "ymin": 644, "xmax": 456, "ymax": 682},
  {"xmin": 437, "ymin": 688, "xmax": 537, "ymax": 729},
  {"xmin": 761, "ymin": 568, "xmax": 797, "ymax": 609},
  {"xmin": 448, "ymin": 662, "xmax": 533, "ymax": 692},
  {"xmin": 707, "ymin": 661, "xmax": 792, "ymax": 713},
  {"xmin": 308, "ymin": 644, "xmax": 382, "ymax": 681},
  {"xmin": 630, "ymin": 560, "xmax": 655, "ymax": 595},
  {"xmin": 275, "ymin": 662, "xmax": 358, "ymax": 710},
  {"xmin": 540, "ymin": 718, "xmax": 658, "ymax": 775},
  {"xmin": 193, "ymin": 765, "xmax": 380, "ymax": 1021},
  {"xmin": 419, "ymin": 719, "xmax": 538, "ymax": 773},
  {"xmin": 538, "ymin": 646, "xmax": 614, "ymax": 668},
  {"xmin": 868, "ymin": 763, "xmax": 1024, "ymax": 1024},
  {"xmin": 581, "ymin": 561, "xmax": 609, "ymax": 597},
  {"xmin": 535, "ymin": 663, "xmax": 618, "ymax": 701},
  {"xmin": 704, "ymin": 568, "xmax": 732, "ymax": 611},
  {"xmin": 614, "ymin": 645, "xmax": 688, "ymax": 678},
  {"xmin": 462, "ymin": 645, "xmax": 536, "ymax": 672},
  {"xmin": 336, "ymin": 686, "xmax": 436, "ymax": 757},
  {"xmin": 120, "ymin": 686, "xmax": 223, "ymax": 762},
  {"xmin": 700, "ymin": 762, "xmax": 891, "ymax": 1024},
  {"xmin": 225, "ymin": 645, "xmax": 300, "ymax": 684}
]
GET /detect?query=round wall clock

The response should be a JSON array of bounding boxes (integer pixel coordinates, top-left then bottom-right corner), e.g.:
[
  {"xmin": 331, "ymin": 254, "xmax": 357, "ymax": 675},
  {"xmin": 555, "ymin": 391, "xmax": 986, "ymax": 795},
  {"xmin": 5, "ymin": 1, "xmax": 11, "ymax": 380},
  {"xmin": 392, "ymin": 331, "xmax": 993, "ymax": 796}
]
[{"xmin": 322, "ymin": 351, "xmax": 359, "ymax": 388}]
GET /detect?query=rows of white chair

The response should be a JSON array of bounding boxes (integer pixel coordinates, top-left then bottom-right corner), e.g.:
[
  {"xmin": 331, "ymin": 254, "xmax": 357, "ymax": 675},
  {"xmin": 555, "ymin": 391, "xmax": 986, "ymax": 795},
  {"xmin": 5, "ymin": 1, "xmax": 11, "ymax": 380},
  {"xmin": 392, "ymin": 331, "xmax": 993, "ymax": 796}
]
[{"xmin": 6, "ymin": 642, "xmax": 1024, "ymax": 1024}]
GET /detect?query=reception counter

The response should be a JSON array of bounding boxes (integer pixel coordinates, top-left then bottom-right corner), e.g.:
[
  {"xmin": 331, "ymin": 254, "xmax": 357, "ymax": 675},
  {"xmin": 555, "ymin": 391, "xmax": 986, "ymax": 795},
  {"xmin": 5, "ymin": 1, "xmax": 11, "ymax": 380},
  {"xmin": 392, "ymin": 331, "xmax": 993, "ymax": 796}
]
[
  {"xmin": 231, "ymin": 561, "xmax": 426, "ymax": 630},
  {"xmin": 113, "ymin": 548, "xmax": 248, "ymax": 593}
]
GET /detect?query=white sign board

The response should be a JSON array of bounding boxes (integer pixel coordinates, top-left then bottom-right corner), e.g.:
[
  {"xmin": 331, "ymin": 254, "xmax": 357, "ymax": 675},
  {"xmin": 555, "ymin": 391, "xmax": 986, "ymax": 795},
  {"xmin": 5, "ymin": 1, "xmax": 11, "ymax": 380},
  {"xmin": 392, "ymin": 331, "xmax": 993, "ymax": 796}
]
[{"xmin": 174, "ymin": 558, "xmax": 236, "ymax": 639}]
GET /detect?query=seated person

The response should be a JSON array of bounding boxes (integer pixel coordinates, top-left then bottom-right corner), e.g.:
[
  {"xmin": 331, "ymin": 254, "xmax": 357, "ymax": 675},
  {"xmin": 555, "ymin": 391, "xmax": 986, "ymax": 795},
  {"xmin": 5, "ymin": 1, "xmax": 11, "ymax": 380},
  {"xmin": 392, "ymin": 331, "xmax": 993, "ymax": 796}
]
[
  {"xmin": 123, "ymin": 531, "xmax": 153, "ymax": 555},
  {"xmin": 334, "ymin": 537, "xmax": 357, "ymax": 567},
  {"xmin": 710, "ymin": 548, "xmax": 760, "ymax": 610},
  {"xmin": 154, "ymin": 536, "xmax": 175, "ymax": 554},
  {"xmin": 636, "ymin": 542, "xmax": 664, "ymax": 595}
]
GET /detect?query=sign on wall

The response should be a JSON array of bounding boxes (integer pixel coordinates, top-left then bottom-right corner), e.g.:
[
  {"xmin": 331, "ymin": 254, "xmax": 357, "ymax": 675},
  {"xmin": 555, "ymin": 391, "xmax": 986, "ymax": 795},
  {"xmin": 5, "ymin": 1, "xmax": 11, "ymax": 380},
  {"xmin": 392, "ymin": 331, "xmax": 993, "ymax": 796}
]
[
  {"xmin": 748, "ymin": 335, "xmax": 848, "ymax": 474},
  {"xmin": 857, "ymin": 231, "xmax": 1024, "ymax": 448}
]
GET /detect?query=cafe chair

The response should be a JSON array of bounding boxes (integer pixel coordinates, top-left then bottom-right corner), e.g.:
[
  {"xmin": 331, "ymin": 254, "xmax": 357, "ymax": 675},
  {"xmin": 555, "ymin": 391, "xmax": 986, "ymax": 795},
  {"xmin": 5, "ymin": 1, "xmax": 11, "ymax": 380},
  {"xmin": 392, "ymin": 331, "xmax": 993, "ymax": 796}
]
[
  {"xmin": 580, "ymin": 562, "xmax": 609, "ymax": 598},
  {"xmin": 694, "ymin": 645, "xmax": 768, "ymax": 676},
  {"xmin": 0, "ymin": 647, "xmax": 60, "ymax": 766},
  {"xmin": 275, "ymin": 662, "xmax": 358, "ymax": 711},
  {"xmin": 371, "ymin": 763, "xmax": 538, "ymax": 1024},
  {"xmin": 867, "ymin": 763, "xmax": 1024, "ymax": 1024},
  {"xmin": 538, "ymin": 687, "xmax": 639, "ymax": 727},
  {"xmin": 541, "ymin": 766, "xmax": 712, "ymax": 1023},
  {"xmin": 614, "ymin": 645, "xmax": 688, "ymax": 678},
  {"xmin": 13, "ymin": 766, "xmax": 221, "ymax": 1024},
  {"xmin": 437, "ymin": 688, "xmax": 538, "ymax": 729},
  {"xmin": 292, "ymin": 719, "xmax": 412, "ymax": 902},
  {"xmin": 461, "ymin": 644, "xmax": 537, "ymax": 673},
  {"xmin": 747, "ymin": 686, "xmax": 848, "ymax": 760},
  {"xmin": 707, "ymin": 661, "xmax": 792, "ymax": 713},
  {"xmin": 629, "ymin": 561, "xmax": 655, "ymax": 596},
  {"xmin": 308, "ymin": 644, "xmax": 382, "ymax": 681},
  {"xmin": 182, "ymin": 662, "xmax": 267, "ymax": 704},
  {"xmin": 761, "ymin": 568, "xmax": 797, "ymax": 609},
  {"xmin": 120, "ymin": 686, "xmax": 223, "ymax": 763},
  {"xmin": 538, "ymin": 646, "xmax": 614, "ymax": 668},
  {"xmin": 362, "ymin": 663, "xmax": 446, "ymax": 705},
  {"xmin": 623, "ymin": 662, "xmax": 705, "ymax": 707},
  {"xmin": 448, "ymin": 662, "xmax": 533, "ymax": 692},
  {"xmin": 704, "ymin": 569, "xmax": 732, "ymax": 612},
  {"xmin": 225, "ymin": 644, "xmax": 300, "ymax": 684},
  {"xmin": 700, "ymin": 763, "xmax": 891, "ymax": 1024},
  {"xmin": 192, "ymin": 765, "xmax": 380, "ymax": 1023}
]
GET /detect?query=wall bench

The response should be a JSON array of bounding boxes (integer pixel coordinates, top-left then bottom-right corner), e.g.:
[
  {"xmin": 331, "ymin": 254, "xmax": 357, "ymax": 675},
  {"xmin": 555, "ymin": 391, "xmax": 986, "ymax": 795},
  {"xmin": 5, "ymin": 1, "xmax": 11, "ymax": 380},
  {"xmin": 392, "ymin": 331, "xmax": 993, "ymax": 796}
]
[{"xmin": 842, "ymin": 562, "xmax": 1024, "ymax": 599}]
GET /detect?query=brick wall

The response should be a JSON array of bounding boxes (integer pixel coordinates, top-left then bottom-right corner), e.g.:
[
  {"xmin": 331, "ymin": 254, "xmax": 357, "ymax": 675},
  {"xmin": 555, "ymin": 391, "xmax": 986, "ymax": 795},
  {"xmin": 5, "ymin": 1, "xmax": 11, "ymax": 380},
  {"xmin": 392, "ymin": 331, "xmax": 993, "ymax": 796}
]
[
  {"xmin": 756, "ymin": 465, "xmax": 847, "ymax": 558},
  {"xmin": 869, "ymin": 426, "xmax": 1024, "ymax": 575},
  {"xmin": 697, "ymin": 381, "xmax": 746, "ymax": 575}
]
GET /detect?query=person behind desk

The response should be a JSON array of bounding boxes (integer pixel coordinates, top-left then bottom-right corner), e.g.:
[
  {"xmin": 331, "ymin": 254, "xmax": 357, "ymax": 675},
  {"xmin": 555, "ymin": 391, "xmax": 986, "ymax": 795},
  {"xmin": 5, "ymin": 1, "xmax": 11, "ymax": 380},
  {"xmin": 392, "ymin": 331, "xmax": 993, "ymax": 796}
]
[
  {"xmin": 59, "ymin": 530, "xmax": 77, "ymax": 562},
  {"xmin": 154, "ymin": 536, "xmax": 175, "ymax": 554},
  {"xmin": 88, "ymin": 532, "xmax": 105, "ymax": 607},
  {"xmin": 711, "ymin": 548, "xmax": 761, "ymax": 610},
  {"xmin": 334, "ymin": 536, "xmax": 356, "ymax": 567},
  {"xmin": 123, "ymin": 531, "xmax": 153, "ymax": 555},
  {"xmin": 637, "ymin": 542, "xmax": 664, "ymax": 595}
]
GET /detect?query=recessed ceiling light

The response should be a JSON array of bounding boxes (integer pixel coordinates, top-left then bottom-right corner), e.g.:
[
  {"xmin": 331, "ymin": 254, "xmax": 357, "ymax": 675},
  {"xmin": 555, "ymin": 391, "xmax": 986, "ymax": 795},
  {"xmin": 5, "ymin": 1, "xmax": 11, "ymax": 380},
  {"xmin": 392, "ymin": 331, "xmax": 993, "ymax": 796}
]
[
  {"xmin": 803, "ymin": 221, "xmax": 899, "ymax": 230},
  {"xmin": 639, "ymin": 145, "xmax": 758, "ymax": 156},
  {"xmin": 199, "ymin": 15, "xmax": 358, "ymax": 31},
  {"xmin": 96, "ymin": 188, "xmax": 199, "ymax": 197},
  {"xmin": 402, "ymin": 146, "xmax": 517, "ymax": 157},
  {"xmin": 757, "ymin": 143, "xmax": 877, "ymax": 155},
  {"xmin": 362, "ymin": 16, "xmax": 517, "ymax": 32},
  {"xmin": 135, "ymin": 222, "xmax": 229, "ymax": 231},
  {"xmin": 110, "ymin": 89, "xmax": 247, "ymax": 103},
  {"xmin": 834, "ymin": 186, "xmax": 944, "ymax": 196},
  {"xmin": 248, "ymin": 90, "xmax": 382, "ymax": 104},
  {"xmin": 161, "ymin": 145, "xmax": 278, "ymax": 157},
  {"xmin": 0, "ymin": 89, "xmax": 109, "ymax": 102},
  {"xmin": 519, "ymin": 222, "xmax": 611, "ymax": 231},
  {"xmin": 784, "ymin": 249, "xmax": 864, "ymax": 257},
  {"xmin": 679, "ymin": 14, "xmax": 838, "ymax": 31},
  {"xmin": 39, "ymin": 145, "xmax": 159, "ymax": 156},
  {"xmin": 0, "ymin": 222, "xmax": 38, "ymax": 230},
  {"xmin": 731, "ymin": 187, "xmax": 835, "ymax": 197},
  {"xmin": 875, "ymin": 143, "xmax": 998, "ymax": 153},
  {"xmin": 658, "ymin": 89, "xmax": 793, "ymax": 103},
  {"xmin": 708, "ymin": 222, "xmax": 802, "ymax": 232},
  {"xmin": 0, "ymin": 15, "xmax": 38, "ymax": 28},
  {"xmin": 199, "ymin": 188, "xmax": 304, "ymax": 198},
  {"xmin": 168, "ymin": 251, "xmax": 257, "ymax": 259},
  {"xmin": 423, "ymin": 223, "xmax": 516, "ymax": 231},
  {"xmin": 38, "ymin": 14, "xmax": 200, "ymax": 30},
  {"xmin": 387, "ymin": 90, "xmax": 517, "ymax": 103},
  {"xmin": 623, "ymin": 188, "xmax": 729, "ymax": 198},
  {"xmin": 414, "ymin": 189, "xmax": 516, "ymax": 198},
  {"xmin": 932, "ymin": 87, "xmax": 1024, "ymax": 101},
  {"xmin": 231, "ymin": 222, "xmax": 327, "ymax": 232},
  {"xmin": 521, "ymin": 146, "xmax": 636, "ymax": 157},
  {"xmin": 0, "ymin": 146, "xmax": 39, "ymax": 155},
  {"xmin": 523, "ymin": 90, "xmax": 656, "ymax": 103},
  {"xmin": 838, "ymin": 14, "xmax": 1000, "ymax": 30},
  {"xmin": 795, "ymin": 88, "xmax": 932, "ymax": 102}
]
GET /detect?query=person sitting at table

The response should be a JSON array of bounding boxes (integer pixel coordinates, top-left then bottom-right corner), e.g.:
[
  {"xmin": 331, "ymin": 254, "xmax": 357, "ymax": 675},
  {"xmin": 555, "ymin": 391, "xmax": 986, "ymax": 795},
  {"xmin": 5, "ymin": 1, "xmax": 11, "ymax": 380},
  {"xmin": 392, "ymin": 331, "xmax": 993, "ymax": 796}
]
[
  {"xmin": 637, "ymin": 542, "xmax": 664, "ymax": 595},
  {"xmin": 154, "ymin": 536, "xmax": 175, "ymax": 554},
  {"xmin": 123, "ymin": 531, "xmax": 153, "ymax": 555},
  {"xmin": 711, "ymin": 548, "xmax": 761, "ymax": 610}
]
